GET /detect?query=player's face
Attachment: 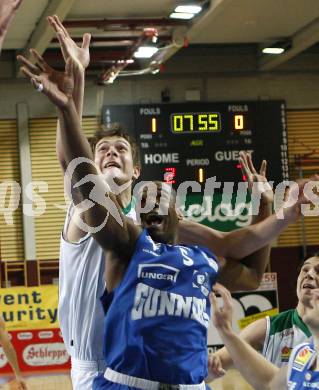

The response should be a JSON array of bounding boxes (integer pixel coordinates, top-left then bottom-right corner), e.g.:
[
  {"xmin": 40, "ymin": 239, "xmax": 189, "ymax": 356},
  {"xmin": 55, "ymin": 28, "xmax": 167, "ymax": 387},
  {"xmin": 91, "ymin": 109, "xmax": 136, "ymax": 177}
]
[
  {"xmin": 296, "ymin": 257, "xmax": 319, "ymax": 307},
  {"xmin": 138, "ymin": 182, "xmax": 179, "ymax": 244},
  {"xmin": 94, "ymin": 136, "xmax": 140, "ymax": 186}
]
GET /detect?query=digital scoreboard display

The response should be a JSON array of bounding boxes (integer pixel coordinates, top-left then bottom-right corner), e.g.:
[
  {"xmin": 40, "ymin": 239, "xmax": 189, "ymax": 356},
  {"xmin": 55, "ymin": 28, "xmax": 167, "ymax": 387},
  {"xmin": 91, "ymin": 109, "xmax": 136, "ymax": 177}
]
[
  {"xmin": 102, "ymin": 101, "xmax": 288, "ymax": 186},
  {"xmin": 171, "ymin": 112, "xmax": 221, "ymax": 133}
]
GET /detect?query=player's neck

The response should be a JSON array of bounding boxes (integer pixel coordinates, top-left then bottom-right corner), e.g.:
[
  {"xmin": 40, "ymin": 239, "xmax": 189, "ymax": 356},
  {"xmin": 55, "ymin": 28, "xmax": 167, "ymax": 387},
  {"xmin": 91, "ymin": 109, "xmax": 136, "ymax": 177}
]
[
  {"xmin": 116, "ymin": 186, "xmax": 132, "ymax": 209},
  {"xmin": 296, "ymin": 302, "xmax": 306, "ymax": 319}
]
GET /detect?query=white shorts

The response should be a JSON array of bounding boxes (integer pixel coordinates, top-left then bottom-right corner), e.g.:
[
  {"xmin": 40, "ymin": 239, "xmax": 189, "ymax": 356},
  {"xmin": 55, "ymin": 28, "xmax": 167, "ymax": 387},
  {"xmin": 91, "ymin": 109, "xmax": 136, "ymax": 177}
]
[{"xmin": 71, "ymin": 358, "xmax": 106, "ymax": 390}]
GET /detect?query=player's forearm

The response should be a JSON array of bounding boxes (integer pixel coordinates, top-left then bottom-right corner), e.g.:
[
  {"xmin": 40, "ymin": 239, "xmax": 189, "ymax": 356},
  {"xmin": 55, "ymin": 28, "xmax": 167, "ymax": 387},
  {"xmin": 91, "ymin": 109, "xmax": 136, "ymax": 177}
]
[
  {"xmin": 57, "ymin": 69, "xmax": 85, "ymax": 170},
  {"xmin": 218, "ymin": 327, "xmax": 277, "ymax": 390},
  {"xmin": 239, "ymin": 200, "xmax": 273, "ymax": 282},
  {"xmin": 223, "ymin": 210, "xmax": 291, "ymax": 259},
  {"xmin": 1, "ymin": 338, "xmax": 22, "ymax": 377},
  {"xmin": 59, "ymin": 100, "xmax": 91, "ymax": 157}
]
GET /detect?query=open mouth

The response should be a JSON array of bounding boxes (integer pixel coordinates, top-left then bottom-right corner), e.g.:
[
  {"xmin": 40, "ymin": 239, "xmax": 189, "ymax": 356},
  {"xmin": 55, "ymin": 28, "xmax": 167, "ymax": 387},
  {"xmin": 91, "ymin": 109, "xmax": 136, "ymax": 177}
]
[
  {"xmin": 144, "ymin": 213, "xmax": 164, "ymax": 227},
  {"xmin": 302, "ymin": 283, "xmax": 316, "ymax": 290},
  {"xmin": 105, "ymin": 161, "xmax": 121, "ymax": 169}
]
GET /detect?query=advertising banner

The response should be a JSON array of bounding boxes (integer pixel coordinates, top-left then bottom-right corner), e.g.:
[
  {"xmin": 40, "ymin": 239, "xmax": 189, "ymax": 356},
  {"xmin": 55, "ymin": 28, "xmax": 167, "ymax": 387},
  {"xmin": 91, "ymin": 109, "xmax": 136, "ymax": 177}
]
[{"xmin": 0, "ymin": 285, "xmax": 70, "ymax": 374}]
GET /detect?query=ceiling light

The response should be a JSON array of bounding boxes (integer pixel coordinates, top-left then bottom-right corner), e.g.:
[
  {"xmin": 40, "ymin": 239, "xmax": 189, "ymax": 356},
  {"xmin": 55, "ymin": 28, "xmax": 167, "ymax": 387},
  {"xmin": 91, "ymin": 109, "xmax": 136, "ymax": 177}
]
[
  {"xmin": 175, "ymin": 5, "xmax": 202, "ymax": 14},
  {"xmin": 262, "ymin": 40, "xmax": 291, "ymax": 55},
  {"xmin": 262, "ymin": 47, "xmax": 285, "ymax": 55},
  {"xmin": 134, "ymin": 46, "xmax": 159, "ymax": 59},
  {"xmin": 169, "ymin": 12, "xmax": 194, "ymax": 20}
]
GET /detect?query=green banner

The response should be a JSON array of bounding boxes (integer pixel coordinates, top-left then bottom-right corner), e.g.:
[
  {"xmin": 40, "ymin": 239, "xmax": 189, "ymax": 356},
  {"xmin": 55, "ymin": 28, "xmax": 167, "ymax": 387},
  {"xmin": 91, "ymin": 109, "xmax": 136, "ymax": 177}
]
[{"xmin": 181, "ymin": 192, "xmax": 252, "ymax": 232}]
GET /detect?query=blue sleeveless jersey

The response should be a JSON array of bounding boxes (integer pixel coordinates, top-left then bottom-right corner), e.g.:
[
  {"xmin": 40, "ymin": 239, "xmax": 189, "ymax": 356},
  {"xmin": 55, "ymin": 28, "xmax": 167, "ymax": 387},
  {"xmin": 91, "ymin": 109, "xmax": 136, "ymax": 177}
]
[
  {"xmin": 102, "ymin": 229, "xmax": 219, "ymax": 385},
  {"xmin": 288, "ymin": 342, "xmax": 319, "ymax": 389}
]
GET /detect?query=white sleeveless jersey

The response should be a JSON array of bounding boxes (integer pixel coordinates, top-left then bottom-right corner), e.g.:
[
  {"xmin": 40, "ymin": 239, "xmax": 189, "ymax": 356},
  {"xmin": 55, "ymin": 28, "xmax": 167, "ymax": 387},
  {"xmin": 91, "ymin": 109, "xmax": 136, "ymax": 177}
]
[
  {"xmin": 58, "ymin": 202, "xmax": 136, "ymax": 361},
  {"xmin": 262, "ymin": 309, "xmax": 311, "ymax": 367}
]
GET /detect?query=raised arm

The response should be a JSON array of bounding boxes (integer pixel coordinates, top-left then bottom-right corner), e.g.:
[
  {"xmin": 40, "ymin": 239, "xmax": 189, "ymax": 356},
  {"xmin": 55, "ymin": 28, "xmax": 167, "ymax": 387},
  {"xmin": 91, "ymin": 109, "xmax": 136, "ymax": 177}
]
[
  {"xmin": 207, "ymin": 317, "xmax": 267, "ymax": 380},
  {"xmin": 18, "ymin": 52, "xmax": 141, "ymax": 260},
  {"xmin": 211, "ymin": 284, "xmax": 279, "ymax": 390},
  {"xmin": 179, "ymin": 176, "xmax": 312, "ymax": 261},
  {"xmin": 218, "ymin": 152, "xmax": 273, "ymax": 290},
  {"xmin": 0, "ymin": 316, "xmax": 27, "ymax": 390},
  {"xmin": 47, "ymin": 15, "xmax": 91, "ymax": 171},
  {"xmin": 0, "ymin": 0, "xmax": 23, "ymax": 53}
]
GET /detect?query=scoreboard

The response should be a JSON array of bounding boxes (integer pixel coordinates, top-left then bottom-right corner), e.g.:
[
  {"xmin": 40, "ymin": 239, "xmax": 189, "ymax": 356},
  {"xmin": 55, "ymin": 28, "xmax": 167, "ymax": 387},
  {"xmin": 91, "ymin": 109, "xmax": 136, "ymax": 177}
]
[{"xmin": 102, "ymin": 101, "xmax": 289, "ymax": 186}]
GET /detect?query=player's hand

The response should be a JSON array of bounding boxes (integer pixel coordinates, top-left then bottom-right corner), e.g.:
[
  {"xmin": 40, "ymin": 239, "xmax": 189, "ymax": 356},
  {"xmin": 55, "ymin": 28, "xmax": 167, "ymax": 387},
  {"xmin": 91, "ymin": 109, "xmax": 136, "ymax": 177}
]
[
  {"xmin": 11, "ymin": 376, "xmax": 28, "ymax": 390},
  {"xmin": 47, "ymin": 15, "xmax": 91, "ymax": 70},
  {"xmin": 17, "ymin": 49, "xmax": 75, "ymax": 109},
  {"xmin": 239, "ymin": 151, "xmax": 273, "ymax": 204},
  {"xmin": 207, "ymin": 353, "xmax": 226, "ymax": 380},
  {"xmin": 210, "ymin": 283, "xmax": 233, "ymax": 334},
  {"xmin": 0, "ymin": 0, "xmax": 23, "ymax": 35},
  {"xmin": 281, "ymin": 175, "xmax": 319, "ymax": 222}
]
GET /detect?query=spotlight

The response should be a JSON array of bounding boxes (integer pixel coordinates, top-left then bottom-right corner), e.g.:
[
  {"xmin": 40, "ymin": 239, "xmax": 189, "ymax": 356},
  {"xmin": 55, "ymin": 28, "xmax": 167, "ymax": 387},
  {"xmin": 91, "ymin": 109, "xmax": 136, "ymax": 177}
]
[
  {"xmin": 134, "ymin": 46, "xmax": 159, "ymax": 59},
  {"xmin": 175, "ymin": 5, "xmax": 202, "ymax": 14},
  {"xmin": 262, "ymin": 40, "xmax": 292, "ymax": 55}
]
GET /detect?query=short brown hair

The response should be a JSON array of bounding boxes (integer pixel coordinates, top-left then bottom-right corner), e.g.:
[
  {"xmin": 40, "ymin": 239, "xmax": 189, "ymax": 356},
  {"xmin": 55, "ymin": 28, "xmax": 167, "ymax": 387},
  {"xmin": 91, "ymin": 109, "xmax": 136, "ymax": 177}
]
[{"xmin": 89, "ymin": 123, "xmax": 141, "ymax": 167}]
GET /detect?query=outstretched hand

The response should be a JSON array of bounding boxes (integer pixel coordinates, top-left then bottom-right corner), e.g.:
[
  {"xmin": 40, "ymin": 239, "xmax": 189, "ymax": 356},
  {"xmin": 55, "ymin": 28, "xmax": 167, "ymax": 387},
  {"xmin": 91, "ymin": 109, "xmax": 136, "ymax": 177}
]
[
  {"xmin": 17, "ymin": 49, "xmax": 75, "ymax": 109},
  {"xmin": 239, "ymin": 151, "xmax": 273, "ymax": 204},
  {"xmin": 207, "ymin": 353, "xmax": 226, "ymax": 380},
  {"xmin": 210, "ymin": 283, "xmax": 233, "ymax": 334},
  {"xmin": 280, "ymin": 175, "xmax": 319, "ymax": 222},
  {"xmin": 47, "ymin": 15, "xmax": 91, "ymax": 69}
]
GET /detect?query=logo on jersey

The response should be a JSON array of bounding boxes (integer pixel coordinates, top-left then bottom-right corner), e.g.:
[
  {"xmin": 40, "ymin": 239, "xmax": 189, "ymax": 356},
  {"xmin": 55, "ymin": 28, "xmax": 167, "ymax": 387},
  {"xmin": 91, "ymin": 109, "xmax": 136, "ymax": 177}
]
[
  {"xmin": 192, "ymin": 271, "xmax": 210, "ymax": 297},
  {"xmin": 281, "ymin": 346, "xmax": 292, "ymax": 362},
  {"xmin": 138, "ymin": 264, "xmax": 179, "ymax": 285},
  {"xmin": 302, "ymin": 378, "xmax": 319, "ymax": 388},
  {"xmin": 131, "ymin": 282, "xmax": 210, "ymax": 328},
  {"xmin": 292, "ymin": 345, "xmax": 314, "ymax": 371}
]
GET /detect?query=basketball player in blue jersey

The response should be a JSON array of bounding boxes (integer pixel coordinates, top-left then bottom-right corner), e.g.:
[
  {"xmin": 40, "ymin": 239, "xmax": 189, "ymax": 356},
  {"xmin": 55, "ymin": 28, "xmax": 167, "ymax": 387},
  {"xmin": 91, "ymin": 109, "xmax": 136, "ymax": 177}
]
[
  {"xmin": 18, "ymin": 30, "xmax": 317, "ymax": 389},
  {"xmin": 212, "ymin": 274, "xmax": 319, "ymax": 390}
]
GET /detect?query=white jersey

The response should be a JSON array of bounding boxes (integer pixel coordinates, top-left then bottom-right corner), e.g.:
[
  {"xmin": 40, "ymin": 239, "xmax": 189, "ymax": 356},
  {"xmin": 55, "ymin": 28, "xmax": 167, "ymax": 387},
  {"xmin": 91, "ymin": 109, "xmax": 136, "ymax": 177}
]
[
  {"xmin": 262, "ymin": 309, "xmax": 311, "ymax": 367},
  {"xmin": 58, "ymin": 201, "xmax": 136, "ymax": 363}
]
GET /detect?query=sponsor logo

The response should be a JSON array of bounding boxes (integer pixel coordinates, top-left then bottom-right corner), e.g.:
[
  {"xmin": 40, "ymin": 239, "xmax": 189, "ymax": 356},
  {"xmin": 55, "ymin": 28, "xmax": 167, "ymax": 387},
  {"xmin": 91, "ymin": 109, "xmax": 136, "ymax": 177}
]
[
  {"xmin": 138, "ymin": 264, "xmax": 179, "ymax": 283},
  {"xmin": 281, "ymin": 345, "xmax": 292, "ymax": 362},
  {"xmin": 17, "ymin": 332, "xmax": 33, "ymax": 340},
  {"xmin": 302, "ymin": 379, "xmax": 319, "ymax": 388},
  {"xmin": 38, "ymin": 331, "xmax": 54, "ymax": 339},
  {"xmin": 292, "ymin": 345, "xmax": 314, "ymax": 371},
  {"xmin": 23, "ymin": 343, "xmax": 69, "ymax": 366},
  {"xmin": 131, "ymin": 282, "xmax": 210, "ymax": 328},
  {"xmin": 192, "ymin": 271, "xmax": 210, "ymax": 297}
]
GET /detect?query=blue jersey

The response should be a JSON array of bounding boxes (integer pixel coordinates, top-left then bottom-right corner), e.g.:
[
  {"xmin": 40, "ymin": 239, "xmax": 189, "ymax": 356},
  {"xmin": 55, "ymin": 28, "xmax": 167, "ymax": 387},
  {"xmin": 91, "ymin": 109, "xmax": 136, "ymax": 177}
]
[
  {"xmin": 101, "ymin": 229, "xmax": 219, "ymax": 386},
  {"xmin": 288, "ymin": 342, "xmax": 319, "ymax": 389}
]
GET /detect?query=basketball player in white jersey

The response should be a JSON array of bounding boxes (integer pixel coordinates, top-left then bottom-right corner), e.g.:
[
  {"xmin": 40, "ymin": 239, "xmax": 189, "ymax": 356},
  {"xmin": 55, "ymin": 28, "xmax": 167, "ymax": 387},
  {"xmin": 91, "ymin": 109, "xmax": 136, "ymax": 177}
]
[{"xmin": 207, "ymin": 254, "xmax": 319, "ymax": 380}]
